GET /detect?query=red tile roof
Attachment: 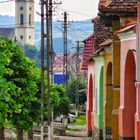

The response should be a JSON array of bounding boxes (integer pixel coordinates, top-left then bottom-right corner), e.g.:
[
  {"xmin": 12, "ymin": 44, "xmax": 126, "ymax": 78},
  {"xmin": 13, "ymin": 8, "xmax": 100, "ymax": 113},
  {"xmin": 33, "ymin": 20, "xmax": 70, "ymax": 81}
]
[
  {"xmin": 99, "ymin": 39, "xmax": 112, "ymax": 47},
  {"xmin": 116, "ymin": 18, "xmax": 136, "ymax": 33},
  {"xmin": 116, "ymin": 24, "xmax": 136, "ymax": 33},
  {"xmin": 98, "ymin": 0, "xmax": 113, "ymax": 10},
  {"xmin": 93, "ymin": 16, "xmax": 113, "ymax": 51},
  {"xmin": 81, "ymin": 34, "xmax": 94, "ymax": 70},
  {"xmin": 99, "ymin": 0, "xmax": 137, "ymax": 14}
]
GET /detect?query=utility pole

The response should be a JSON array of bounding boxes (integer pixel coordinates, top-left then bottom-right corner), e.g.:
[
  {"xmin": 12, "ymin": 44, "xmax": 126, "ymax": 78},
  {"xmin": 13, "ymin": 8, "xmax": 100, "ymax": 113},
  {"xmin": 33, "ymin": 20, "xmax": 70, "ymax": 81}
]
[
  {"xmin": 40, "ymin": 0, "xmax": 61, "ymax": 139},
  {"xmin": 41, "ymin": 0, "xmax": 45, "ymax": 140},
  {"xmin": 63, "ymin": 12, "xmax": 68, "ymax": 93},
  {"xmin": 40, "ymin": 0, "xmax": 51, "ymax": 139},
  {"xmin": 40, "ymin": 0, "xmax": 45, "ymax": 139},
  {"xmin": 46, "ymin": 0, "xmax": 51, "ymax": 139},
  {"xmin": 75, "ymin": 41, "xmax": 80, "ymax": 116},
  {"xmin": 49, "ymin": 0, "xmax": 54, "ymax": 84}
]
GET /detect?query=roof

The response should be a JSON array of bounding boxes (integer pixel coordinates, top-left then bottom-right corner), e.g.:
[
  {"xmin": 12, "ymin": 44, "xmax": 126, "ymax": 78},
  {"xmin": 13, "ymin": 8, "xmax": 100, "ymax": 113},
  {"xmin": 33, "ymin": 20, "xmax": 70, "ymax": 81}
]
[
  {"xmin": 81, "ymin": 35, "xmax": 94, "ymax": 70},
  {"xmin": 93, "ymin": 16, "xmax": 113, "ymax": 51},
  {"xmin": 116, "ymin": 24, "xmax": 136, "ymax": 33},
  {"xmin": 0, "ymin": 28, "xmax": 15, "ymax": 39},
  {"xmin": 99, "ymin": 0, "xmax": 137, "ymax": 15},
  {"xmin": 98, "ymin": 0, "xmax": 113, "ymax": 10},
  {"xmin": 83, "ymin": 34, "xmax": 94, "ymax": 42},
  {"xmin": 116, "ymin": 19, "xmax": 136, "ymax": 33},
  {"xmin": 99, "ymin": 39, "xmax": 112, "ymax": 47}
]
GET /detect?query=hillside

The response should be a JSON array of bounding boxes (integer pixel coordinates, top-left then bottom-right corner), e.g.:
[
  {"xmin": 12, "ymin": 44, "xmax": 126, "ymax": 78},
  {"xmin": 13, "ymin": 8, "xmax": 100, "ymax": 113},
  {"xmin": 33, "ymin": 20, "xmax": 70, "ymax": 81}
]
[{"xmin": 0, "ymin": 15, "xmax": 93, "ymax": 54}]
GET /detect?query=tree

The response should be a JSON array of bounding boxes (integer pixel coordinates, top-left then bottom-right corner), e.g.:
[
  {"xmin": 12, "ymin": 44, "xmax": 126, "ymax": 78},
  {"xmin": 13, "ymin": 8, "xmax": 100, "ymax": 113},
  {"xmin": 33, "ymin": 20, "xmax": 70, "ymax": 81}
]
[
  {"xmin": 0, "ymin": 38, "xmax": 70, "ymax": 139},
  {"xmin": 51, "ymin": 84, "xmax": 70, "ymax": 118},
  {"xmin": 67, "ymin": 77, "xmax": 86, "ymax": 105},
  {"xmin": 20, "ymin": 44, "xmax": 40, "ymax": 67},
  {"xmin": 1, "ymin": 39, "xmax": 40, "ymax": 140},
  {"xmin": 0, "ymin": 38, "xmax": 19, "ymax": 140}
]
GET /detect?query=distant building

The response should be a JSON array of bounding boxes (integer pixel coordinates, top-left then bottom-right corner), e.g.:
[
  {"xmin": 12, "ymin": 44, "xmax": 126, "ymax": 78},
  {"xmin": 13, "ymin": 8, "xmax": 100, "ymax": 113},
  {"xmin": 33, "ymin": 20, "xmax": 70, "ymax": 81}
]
[
  {"xmin": 53, "ymin": 72, "xmax": 70, "ymax": 85},
  {"xmin": 0, "ymin": 1, "xmax": 34, "ymax": 46},
  {"xmin": 15, "ymin": 0, "xmax": 34, "ymax": 45}
]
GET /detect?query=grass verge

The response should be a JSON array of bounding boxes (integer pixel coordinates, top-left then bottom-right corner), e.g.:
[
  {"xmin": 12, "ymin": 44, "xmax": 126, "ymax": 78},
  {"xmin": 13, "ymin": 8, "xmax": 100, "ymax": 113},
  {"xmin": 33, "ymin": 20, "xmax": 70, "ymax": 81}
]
[{"xmin": 71, "ymin": 114, "xmax": 86, "ymax": 125}]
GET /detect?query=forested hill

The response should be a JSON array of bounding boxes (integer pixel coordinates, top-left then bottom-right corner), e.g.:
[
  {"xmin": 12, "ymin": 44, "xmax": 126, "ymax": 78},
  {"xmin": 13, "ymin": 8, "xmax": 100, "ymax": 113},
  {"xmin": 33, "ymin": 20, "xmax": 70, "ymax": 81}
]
[{"xmin": 0, "ymin": 15, "xmax": 93, "ymax": 54}]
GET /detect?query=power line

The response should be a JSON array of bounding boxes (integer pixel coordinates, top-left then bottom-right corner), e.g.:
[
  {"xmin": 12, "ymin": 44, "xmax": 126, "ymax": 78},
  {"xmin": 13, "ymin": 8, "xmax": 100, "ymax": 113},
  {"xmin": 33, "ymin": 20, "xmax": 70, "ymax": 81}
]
[
  {"xmin": 0, "ymin": 0, "xmax": 14, "ymax": 3},
  {"xmin": 58, "ymin": 7, "xmax": 93, "ymax": 17}
]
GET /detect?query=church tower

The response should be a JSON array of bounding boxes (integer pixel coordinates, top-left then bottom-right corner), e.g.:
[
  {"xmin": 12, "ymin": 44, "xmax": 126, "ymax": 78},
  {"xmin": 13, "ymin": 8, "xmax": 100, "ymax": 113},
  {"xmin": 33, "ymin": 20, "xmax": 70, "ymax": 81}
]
[{"xmin": 15, "ymin": 0, "xmax": 34, "ymax": 46}]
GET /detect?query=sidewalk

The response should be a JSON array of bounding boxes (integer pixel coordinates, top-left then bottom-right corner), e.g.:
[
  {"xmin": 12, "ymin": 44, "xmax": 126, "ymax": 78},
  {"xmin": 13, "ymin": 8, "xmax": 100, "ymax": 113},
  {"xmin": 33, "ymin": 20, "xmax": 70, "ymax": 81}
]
[{"xmin": 54, "ymin": 124, "xmax": 92, "ymax": 140}]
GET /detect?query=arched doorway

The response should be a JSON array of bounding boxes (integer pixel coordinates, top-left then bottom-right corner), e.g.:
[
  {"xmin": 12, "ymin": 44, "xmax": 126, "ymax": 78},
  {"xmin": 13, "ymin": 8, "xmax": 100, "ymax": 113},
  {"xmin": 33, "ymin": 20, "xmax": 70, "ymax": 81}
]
[
  {"xmin": 123, "ymin": 50, "xmax": 136, "ymax": 138},
  {"xmin": 87, "ymin": 73, "xmax": 93, "ymax": 136},
  {"xmin": 105, "ymin": 62, "xmax": 113, "ymax": 139}
]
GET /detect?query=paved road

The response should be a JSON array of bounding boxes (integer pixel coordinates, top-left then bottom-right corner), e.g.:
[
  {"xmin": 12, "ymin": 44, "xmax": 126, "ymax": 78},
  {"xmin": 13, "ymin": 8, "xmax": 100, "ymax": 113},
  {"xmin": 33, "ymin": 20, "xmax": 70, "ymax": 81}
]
[{"xmin": 54, "ymin": 124, "xmax": 92, "ymax": 140}]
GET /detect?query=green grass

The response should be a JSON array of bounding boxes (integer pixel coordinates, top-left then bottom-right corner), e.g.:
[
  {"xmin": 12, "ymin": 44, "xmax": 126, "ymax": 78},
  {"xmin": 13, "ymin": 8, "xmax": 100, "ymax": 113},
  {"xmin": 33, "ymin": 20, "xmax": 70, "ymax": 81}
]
[
  {"xmin": 67, "ymin": 128, "xmax": 79, "ymax": 131},
  {"xmin": 71, "ymin": 115, "xmax": 86, "ymax": 125}
]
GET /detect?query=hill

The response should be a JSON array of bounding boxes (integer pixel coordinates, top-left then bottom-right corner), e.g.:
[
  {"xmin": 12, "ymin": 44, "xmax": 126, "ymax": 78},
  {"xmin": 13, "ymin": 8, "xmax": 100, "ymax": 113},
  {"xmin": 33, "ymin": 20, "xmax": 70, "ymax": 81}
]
[{"xmin": 0, "ymin": 15, "xmax": 93, "ymax": 54}]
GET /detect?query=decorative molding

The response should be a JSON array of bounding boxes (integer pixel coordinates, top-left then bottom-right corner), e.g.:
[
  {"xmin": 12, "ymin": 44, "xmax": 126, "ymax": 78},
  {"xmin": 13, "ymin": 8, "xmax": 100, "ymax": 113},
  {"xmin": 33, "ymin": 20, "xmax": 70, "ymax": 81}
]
[{"xmin": 117, "ymin": 30, "xmax": 136, "ymax": 42}]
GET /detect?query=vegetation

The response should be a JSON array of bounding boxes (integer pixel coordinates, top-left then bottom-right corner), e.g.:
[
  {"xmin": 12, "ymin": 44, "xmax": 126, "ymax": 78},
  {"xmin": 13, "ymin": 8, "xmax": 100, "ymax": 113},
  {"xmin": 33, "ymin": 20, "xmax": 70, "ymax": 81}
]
[
  {"xmin": 71, "ymin": 115, "xmax": 86, "ymax": 125},
  {"xmin": 21, "ymin": 44, "xmax": 40, "ymax": 67},
  {"xmin": 67, "ymin": 76, "xmax": 86, "ymax": 105},
  {"xmin": 51, "ymin": 84, "xmax": 70, "ymax": 118},
  {"xmin": 0, "ymin": 38, "xmax": 70, "ymax": 140}
]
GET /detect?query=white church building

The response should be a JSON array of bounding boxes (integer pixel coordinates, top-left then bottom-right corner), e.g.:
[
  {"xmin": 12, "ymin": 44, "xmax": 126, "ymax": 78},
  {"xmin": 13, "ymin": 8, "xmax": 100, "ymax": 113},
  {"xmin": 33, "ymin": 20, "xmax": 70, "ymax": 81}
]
[{"xmin": 0, "ymin": 0, "xmax": 34, "ymax": 46}]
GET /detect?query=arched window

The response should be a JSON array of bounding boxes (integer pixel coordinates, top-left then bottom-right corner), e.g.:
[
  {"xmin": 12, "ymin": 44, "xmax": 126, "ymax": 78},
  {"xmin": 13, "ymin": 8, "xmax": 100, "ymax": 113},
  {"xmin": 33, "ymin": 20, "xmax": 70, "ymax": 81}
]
[
  {"xmin": 29, "ymin": 14, "xmax": 31, "ymax": 25},
  {"xmin": 20, "ymin": 35, "xmax": 23, "ymax": 40},
  {"xmin": 20, "ymin": 14, "xmax": 24, "ymax": 25},
  {"xmin": 29, "ymin": 6, "xmax": 32, "ymax": 11}
]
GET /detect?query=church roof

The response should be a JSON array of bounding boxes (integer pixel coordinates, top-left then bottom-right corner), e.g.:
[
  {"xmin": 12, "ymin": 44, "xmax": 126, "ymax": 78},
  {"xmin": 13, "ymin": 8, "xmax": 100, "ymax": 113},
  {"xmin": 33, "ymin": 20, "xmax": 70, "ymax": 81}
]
[{"xmin": 0, "ymin": 28, "xmax": 15, "ymax": 39}]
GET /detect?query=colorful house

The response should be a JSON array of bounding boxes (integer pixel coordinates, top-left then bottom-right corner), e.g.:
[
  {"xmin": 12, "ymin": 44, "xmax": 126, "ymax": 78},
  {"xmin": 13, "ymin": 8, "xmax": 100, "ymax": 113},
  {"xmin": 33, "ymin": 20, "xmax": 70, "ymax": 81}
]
[
  {"xmin": 82, "ymin": 34, "xmax": 94, "ymax": 136},
  {"xmin": 83, "ymin": 1, "xmax": 140, "ymax": 140},
  {"xmin": 83, "ymin": 15, "xmax": 113, "ymax": 139},
  {"xmin": 117, "ymin": 20, "xmax": 137, "ymax": 140}
]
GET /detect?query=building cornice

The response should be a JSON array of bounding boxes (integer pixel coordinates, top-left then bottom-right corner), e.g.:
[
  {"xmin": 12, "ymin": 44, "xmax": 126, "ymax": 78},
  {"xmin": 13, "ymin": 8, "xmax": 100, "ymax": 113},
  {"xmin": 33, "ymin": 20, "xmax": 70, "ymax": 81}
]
[{"xmin": 117, "ymin": 30, "xmax": 136, "ymax": 42}]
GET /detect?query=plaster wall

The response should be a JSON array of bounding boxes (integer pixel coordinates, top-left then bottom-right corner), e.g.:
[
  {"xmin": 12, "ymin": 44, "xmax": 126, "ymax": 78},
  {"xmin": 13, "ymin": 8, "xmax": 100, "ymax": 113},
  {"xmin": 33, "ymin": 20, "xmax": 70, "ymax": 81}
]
[
  {"xmin": 118, "ymin": 30, "xmax": 136, "ymax": 137},
  {"xmin": 94, "ymin": 56, "xmax": 104, "ymax": 129},
  {"xmin": 86, "ymin": 62, "xmax": 94, "ymax": 134}
]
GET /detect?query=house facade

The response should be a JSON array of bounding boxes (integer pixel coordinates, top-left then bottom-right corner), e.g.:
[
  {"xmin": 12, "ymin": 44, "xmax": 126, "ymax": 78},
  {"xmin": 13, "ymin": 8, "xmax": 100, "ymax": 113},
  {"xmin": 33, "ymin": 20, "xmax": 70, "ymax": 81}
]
[{"xmin": 83, "ymin": 0, "xmax": 140, "ymax": 140}]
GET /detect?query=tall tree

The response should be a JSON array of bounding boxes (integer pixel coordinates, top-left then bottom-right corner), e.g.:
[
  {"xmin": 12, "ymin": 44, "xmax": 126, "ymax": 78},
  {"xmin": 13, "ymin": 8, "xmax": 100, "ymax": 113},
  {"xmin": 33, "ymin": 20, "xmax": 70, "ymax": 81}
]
[
  {"xmin": 67, "ymin": 77, "xmax": 86, "ymax": 105},
  {"xmin": 1, "ymin": 39, "xmax": 39, "ymax": 140}
]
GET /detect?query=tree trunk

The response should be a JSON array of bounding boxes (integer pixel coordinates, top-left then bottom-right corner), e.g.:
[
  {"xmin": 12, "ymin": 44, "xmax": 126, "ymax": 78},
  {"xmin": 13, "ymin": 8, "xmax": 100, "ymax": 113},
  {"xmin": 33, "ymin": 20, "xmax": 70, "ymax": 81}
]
[
  {"xmin": 0, "ymin": 125, "xmax": 5, "ymax": 140},
  {"xmin": 28, "ymin": 131, "xmax": 33, "ymax": 140},
  {"xmin": 17, "ymin": 129, "xmax": 23, "ymax": 140}
]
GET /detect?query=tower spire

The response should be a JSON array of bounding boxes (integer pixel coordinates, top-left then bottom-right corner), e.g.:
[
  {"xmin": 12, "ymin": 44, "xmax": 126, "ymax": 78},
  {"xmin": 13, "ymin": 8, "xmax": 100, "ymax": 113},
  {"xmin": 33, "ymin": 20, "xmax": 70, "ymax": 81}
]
[{"xmin": 15, "ymin": 0, "xmax": 34, "ymax": 46}]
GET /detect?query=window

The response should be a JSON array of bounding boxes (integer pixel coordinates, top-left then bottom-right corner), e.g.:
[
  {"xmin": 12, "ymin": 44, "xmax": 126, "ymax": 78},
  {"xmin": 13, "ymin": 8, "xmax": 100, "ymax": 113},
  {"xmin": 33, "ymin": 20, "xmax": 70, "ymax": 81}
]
[
  {"xmin": 29, "ymin": 14, "xmax": 31, "ymax": 25},
  {"xmin": 20, "ymin": 14, "xmax": 24, "ymax": 25},
  {"xmin": 20, "ymin": 6, "xmax": 23, "ymax": 11},
  {"xmin": 29, "ymin": 6, "xmax": 32, "ymax": 11},
  {"xmin": 20, "ymin": 35, "xmax": 23, "ymax": 40}
]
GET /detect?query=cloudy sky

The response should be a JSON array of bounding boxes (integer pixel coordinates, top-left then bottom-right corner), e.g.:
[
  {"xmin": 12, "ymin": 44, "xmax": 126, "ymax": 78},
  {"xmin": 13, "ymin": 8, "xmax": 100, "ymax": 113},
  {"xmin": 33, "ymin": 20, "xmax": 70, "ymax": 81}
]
[{"xmin": 0, "ymin": 0, "xmax": 99, "ymax": 21}]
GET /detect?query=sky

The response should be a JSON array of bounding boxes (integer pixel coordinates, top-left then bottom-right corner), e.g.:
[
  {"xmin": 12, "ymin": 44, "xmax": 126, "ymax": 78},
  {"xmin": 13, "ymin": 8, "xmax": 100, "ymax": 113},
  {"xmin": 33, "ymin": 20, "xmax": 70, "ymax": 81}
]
[{"xmin": 0, "ymin": 0, "xmax": 99, "ymax": 21}]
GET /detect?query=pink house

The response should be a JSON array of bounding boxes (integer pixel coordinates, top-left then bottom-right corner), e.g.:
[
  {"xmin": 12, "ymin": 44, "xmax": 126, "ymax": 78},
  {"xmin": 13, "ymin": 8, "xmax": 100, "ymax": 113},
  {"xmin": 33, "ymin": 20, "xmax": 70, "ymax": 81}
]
[{"xmin": 82, "ymin": 34, "xmax": 94, "ymax": 136}]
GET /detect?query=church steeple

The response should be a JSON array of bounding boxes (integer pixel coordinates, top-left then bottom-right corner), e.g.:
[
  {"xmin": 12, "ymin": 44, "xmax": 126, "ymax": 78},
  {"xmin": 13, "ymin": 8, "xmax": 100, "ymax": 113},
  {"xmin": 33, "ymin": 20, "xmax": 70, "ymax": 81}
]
[{"xmin": 15, "ymin": 0, "xmax": 34, "ymax": 45}]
